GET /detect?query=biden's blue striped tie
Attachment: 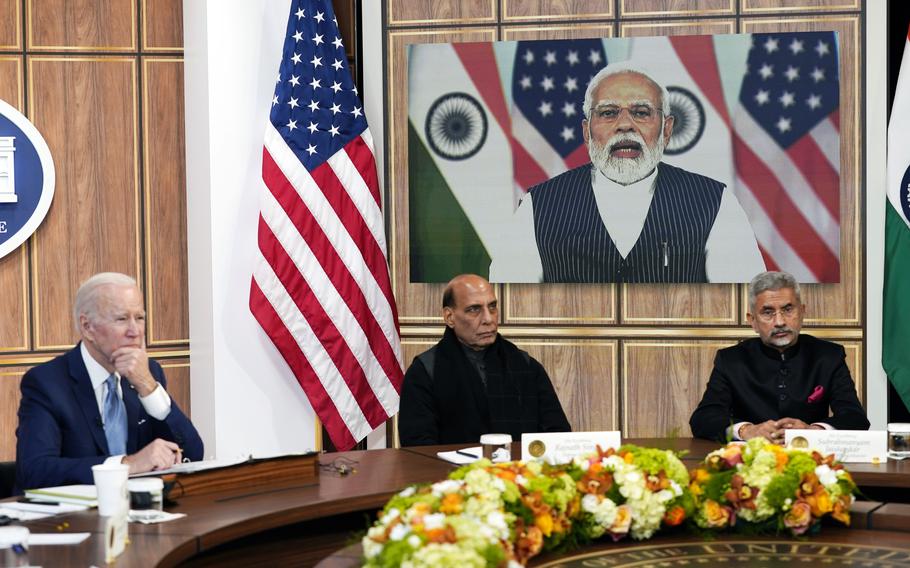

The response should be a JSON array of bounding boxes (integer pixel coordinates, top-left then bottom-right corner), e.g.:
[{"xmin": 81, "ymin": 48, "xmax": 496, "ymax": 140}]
[{"xmin": 103, "ymin": 374, "xmax": 127, "ymax": 456}]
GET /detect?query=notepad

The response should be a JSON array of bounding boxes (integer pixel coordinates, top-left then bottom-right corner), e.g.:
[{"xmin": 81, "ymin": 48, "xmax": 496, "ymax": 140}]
[{"xmin": 25, "ymin": 484, "xmax": 98, "ymax": 507}]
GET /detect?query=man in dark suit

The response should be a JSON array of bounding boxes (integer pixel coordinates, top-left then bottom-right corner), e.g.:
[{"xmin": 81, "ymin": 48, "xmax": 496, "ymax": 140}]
[
  {"xmin": 15, "ymin": 272, "xmax": 203, "ymax": 493},
  {"xmin": 398, "ymin": 274, "xmax": 570, "ymax": 446},
  {"xmin": 489, "ymin": 63, "xmax": 764, "ymax": 283},
  {"xmin": 689, "ymin": 271, "xmax": 869, "ymax": 443}
]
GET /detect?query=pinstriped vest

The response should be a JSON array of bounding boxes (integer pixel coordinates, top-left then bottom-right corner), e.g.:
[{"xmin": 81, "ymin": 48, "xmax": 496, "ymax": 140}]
[{"xmin": 529, "ymin": 162, "xmax": 724, "ymax": 283}]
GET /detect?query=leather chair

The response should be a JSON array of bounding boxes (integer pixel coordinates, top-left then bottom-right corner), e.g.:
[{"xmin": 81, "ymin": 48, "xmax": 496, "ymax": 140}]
[{"xmin": 0, "ymin": 461, "xmax": 16, "ymax": 499}]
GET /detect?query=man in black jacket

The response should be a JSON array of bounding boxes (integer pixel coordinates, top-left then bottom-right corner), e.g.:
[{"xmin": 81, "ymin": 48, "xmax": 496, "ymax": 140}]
[
  {"xmin": 690, "ymin": 271, "xmax": 869, "ymax": 443},
  {"xmin": 398, "ymin": 274, "xmax": 570, "ymax": 446}
]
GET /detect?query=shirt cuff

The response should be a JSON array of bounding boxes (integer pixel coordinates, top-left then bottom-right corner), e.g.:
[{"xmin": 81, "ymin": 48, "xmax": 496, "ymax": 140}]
[
  {"xmin": 731, "ymin": 422, "xmax": 751, "ymax": 441},
  {"xmin": 104, "ymin": 455, "xmax": 125, "ymax": 466},
  {"xmin": 812, "ymin": 422, "xmax": 833, "ymax": 430},
  {"xmin": 138, "ymin": 383, "xmax": 172, "ymax": 421}
]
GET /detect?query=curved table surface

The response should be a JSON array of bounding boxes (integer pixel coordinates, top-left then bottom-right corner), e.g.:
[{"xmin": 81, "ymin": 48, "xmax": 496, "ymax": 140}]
[{"xmin": 15, "ymin": 438, "xmax": 910, "ymax": 566}]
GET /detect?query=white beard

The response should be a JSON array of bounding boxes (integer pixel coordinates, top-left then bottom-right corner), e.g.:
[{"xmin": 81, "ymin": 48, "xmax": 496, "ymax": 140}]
[{"xmin": 588, "ymin": 128, "xmax": 666, "ymax": 185}]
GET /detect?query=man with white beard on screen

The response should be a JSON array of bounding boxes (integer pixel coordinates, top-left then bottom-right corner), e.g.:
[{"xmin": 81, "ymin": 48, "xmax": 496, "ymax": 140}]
[{"xmin": 489, "ymin": 63, "xmax": 764, "ymax": 283}]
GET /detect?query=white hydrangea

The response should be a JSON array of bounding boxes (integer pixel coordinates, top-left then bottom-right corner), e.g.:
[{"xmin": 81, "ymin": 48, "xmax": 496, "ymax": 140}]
[
  {"xmin": 390, "ymin": 523, "xmax": 411, "ymax": 541},
  {"xmin": 432, "ymin": 479, "xmax": 464, "ymax": 496},
  {"xmin": 423, "ymin": 513, "xmax": 446, "ymax": 530},
  {"xmin": 398, "ymin": 486, "xmax": 416, "ymax": 498},
  {"xmin": 815, "ymin": 464, "xmax": 838, "ymax": 488}
]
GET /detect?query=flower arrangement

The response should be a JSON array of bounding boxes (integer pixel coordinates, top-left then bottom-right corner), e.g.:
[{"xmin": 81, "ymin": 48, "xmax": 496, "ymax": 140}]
[
  {"xmin": 688, "ymin": 438, "xmax": 856, "ymax": 535},
  {"xmin": 362, "ymin": 445, "xmax": 690, "ymax": 567},
  {"xmin": 362, "ymin": 441, "xmax": 856, "ymax": 566}
]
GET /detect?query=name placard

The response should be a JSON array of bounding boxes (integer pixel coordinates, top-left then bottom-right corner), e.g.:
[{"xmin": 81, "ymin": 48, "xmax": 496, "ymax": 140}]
[
  {"xmin": 521, "ymin": 431, "xmax": 621, "ymax": 464},
  {"xmin": 783, "ymin": 430, "xmax": 887, "ymax": 463}
]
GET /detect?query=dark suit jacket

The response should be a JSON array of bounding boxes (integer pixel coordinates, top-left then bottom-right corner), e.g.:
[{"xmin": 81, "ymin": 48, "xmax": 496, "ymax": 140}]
[
  {"xmin": 14, "ymin": 344, "xmax": 204, "ymax": 493},
  {"xmin": 398, "ymin": 328, "xmax": 570, "ymax": 446},
  {"xmin": 689, "ymin": 335, "xmax": 870, "ymax": 442}
]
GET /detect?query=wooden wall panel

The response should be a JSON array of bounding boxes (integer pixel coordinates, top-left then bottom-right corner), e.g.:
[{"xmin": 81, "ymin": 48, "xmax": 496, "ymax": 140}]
[
  {"xmin": 143, "ymin": 59, "xmax": 188, "ymax": 345},
  {"xmin": 619, "ymin": 19, "xmax": 735, "ymax": 37},
  {"xmin": 160, "ymin": 358, "xmax": 190, "ymax": 418},
  {"xmin": 27, "ymin": 0, "xmax": 136, "ymax": 51},
  {"xmin": 741, "ymin": 16, "xmax": 861, "ymax": 326},
  {"xmin": 0, "ymin": 0, "xmax": 20, "ymax": 49},
  {"xmin": 387, "ymin": 29, "xmax": 498, "ymax": 323},
  {"xmin": 503, "ymin": 0, "xmax": 613, "ymax": 21},
  {"xmin": 619, "ymin": 0, "xmax": 735, "ymax": 17},
  {"xmin": 501, "ymin": 23, "xmax": 614, "ymax": 41},
  {"xmin": 0, "ymin": 57, "xmax": 28, "ymax": 352},
  {"xmin": 622, "ymin": 285, "xmax": 738, "ymax": 325},
  {"xmin": 0, "ymin": 368, "xmax": 24, "ymax": 461},
  {"xmin": 28, "ymin": 57, "xmax": 140, "ymax": 349},
  {"xmin": 623, "ymin": 341, "xmax": 735, "ymax": 437},
  {"xmin": 142, "ymin": 0, "xmax": 182, "ymax": 51},
  {"xmin": 742, "ymin": 0, "xmax": 860, "ymax": 14},
  {"xmin": 516, "ymin": 340, "xmax": 618, "ymax": 432},
  {"xmin": 387, "ymin": 0, "xmax": 496, "ymax": 27}
]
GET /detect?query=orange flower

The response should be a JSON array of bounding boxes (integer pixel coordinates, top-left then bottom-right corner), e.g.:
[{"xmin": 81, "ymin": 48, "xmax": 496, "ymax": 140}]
[
  {"xmin": 805, "ymin": 487, "xmax": 833, "ymax": 517},
  {"xmin": 609, "ymin": 504, "xmax": 632, "ymax": 538},
  {"xmin": 622, "ymin": 451, "xmax": 635, "ymax": 464},
  {"xmin": 577, "ymin": 469, "xmax": 614, "ymax": 495},
  {"xmin": 439, "ymin": 493, "xmax": 463, "ymax": 514},
  {"xmin": 425, "ymin": 525, "xmax": 457, "ymax": 544},
  {"xmin": 775, "ymin": 450, "xmax": 789, "ymax": 471},
  {"xmin": 784, "ymin": 500, "xmax": 813, "ymax": 535},
  {"xmin": 513, "ymin": 521, "xmax": 544, "ymax": 565},
  {"xmin": 831, "ymin": 495, "xmax": 852, "ymax": 526},
  {"xmin": 724, "ymin": 474, "xmax": 758, "ymax": 510},
  {"xmin": 535, "ymin": 512, "xmax": 554, "ymax": 537},
  {"xmin": 663, "ymin": 505, "xmax": 686, "ymax": 526},
  {"xmin": 703, "ymin": 499, "xmax": 733, "ymax": 528},
  {"xmin": 645, "ymin": 471, "xmax": 670, "ymax": 492}
]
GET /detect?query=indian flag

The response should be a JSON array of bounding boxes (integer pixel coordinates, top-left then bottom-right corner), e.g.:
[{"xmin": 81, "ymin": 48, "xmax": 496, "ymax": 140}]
[
  {"xmin": 407, "ymin": 42, "xmax": 515, "ymax": 283},
  {"xmin": 885, "ymin": 24, "xmax": 910, "ymax": 411}
]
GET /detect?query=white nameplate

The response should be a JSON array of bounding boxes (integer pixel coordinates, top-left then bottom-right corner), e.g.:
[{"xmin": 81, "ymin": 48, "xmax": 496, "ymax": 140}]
[
  {"xmin": 784, "ymin": 430, "xmax": 887, "ymax": 463},
  {"xmin": 521, "ymin": 431, "xmax": 621, "ymax": 464}
]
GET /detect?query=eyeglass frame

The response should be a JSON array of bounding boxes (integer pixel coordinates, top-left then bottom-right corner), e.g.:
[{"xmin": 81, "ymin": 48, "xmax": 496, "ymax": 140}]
[
  {"xmin": 752, "ymin": 304, "xmax": 801, "ymax": 323},
  {"xmin": 588, "ymin": 103, "xmax": 665, "ymax": 125}
]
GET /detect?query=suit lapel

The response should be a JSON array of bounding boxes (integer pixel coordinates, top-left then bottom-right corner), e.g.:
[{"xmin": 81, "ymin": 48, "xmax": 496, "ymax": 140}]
[{"xmin": 66, "ymin": 345, "xmax": 110, "ymax": 454}]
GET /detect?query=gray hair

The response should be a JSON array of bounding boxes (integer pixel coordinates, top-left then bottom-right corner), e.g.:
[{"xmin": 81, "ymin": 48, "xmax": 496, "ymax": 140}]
[
  {"xmin": 582, "ymin": 62, "xmax": 671, "ymax": 120},
  {"xmin": 73, "ymin": 272, "xmax": 138, "ymax": 332},
  {"xmin": 748, "ymin": 271, "xmax": 801, "ymax": 311}
]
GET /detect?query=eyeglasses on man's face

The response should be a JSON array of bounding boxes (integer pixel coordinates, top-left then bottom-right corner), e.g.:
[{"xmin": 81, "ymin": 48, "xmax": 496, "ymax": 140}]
[
  {"xmin": 755, "ymin": 304, "xmax": 799, "ymax": 323},
  {"xmin": 590, "ymin": 104, "xmax": 662, "ymax": 124}
]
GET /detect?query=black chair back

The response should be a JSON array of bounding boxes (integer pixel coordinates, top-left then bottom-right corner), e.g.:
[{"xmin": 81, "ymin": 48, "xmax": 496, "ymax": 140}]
[{"xmin": 0, "ymin": 461, "xmax": 16, "ymax": 499}]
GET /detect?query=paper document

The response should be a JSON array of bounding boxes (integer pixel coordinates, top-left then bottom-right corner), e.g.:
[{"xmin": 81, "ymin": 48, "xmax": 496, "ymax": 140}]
[
  {"xmin": 28, "ymin": 532, "xmax": 91, "ymax": 545},
  {"xmin": 25, "ymin": 485, "xmax": 97, "ymax": 507},
  {"xmin": 131, "ymin": 456, "xmax": 248, "ymax": 477},
  {"xmin": 436, "ymin": 446, "xmax": 510, "ymax": 465}
]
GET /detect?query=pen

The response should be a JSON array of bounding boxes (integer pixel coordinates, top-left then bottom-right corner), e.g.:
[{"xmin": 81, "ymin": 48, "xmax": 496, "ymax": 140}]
[{"xmin": 455, "ymin": 450, "xmax": 479, "ymax": 459}]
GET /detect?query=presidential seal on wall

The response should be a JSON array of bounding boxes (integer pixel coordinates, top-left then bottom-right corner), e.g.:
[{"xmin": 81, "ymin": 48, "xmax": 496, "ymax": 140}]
[{"xmin": 0, "ymin": 98, "xmax": 55, "ymax": 260}]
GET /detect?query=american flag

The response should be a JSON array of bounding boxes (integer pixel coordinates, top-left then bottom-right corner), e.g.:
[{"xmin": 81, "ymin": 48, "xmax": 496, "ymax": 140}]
[
  {"xmin": 510, "ymin": 40, "xmax": 607, "ymax": 192},
  {"xmin": 250, "ymin": 0, "xmax": 403, "ymax": 451},
  {"xmin": 732, "ymin": 31, "xmax": 841, "ymax": 282}
]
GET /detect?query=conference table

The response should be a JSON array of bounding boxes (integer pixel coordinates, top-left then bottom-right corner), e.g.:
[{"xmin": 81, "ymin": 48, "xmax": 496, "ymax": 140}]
[{"xmin": 11, "ymin": 439, "xmax": 910, "ymax": 566}]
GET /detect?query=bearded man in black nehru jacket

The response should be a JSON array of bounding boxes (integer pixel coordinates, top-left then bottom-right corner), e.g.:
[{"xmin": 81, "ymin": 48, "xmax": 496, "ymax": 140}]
[
  {"xmin": 398, "ymin": 274, "xmax": 570, "ymax": 446},
  {"xmin": 690, "ymin": 271, "xmax": 869, "ymax": 443}
]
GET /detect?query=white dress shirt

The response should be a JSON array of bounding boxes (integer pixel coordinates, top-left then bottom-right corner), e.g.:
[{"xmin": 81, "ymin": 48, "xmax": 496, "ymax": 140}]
[
  {"xmin": 489, "ymin": 165, "xmax": 766, "ymax": 282},
  {"xmin": 80, "ymin": 342, "xmax": 171, "ymax": 463}
]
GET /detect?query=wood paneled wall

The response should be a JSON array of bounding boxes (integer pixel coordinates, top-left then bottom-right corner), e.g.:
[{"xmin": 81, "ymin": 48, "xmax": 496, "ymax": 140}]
[
  {"xmin": 386, "ymin": 0, "xmax": 866, "ymax": 441},
  {"xmin": 0, "ymin": 0, "xmax": 189, "ymax": 460}
]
